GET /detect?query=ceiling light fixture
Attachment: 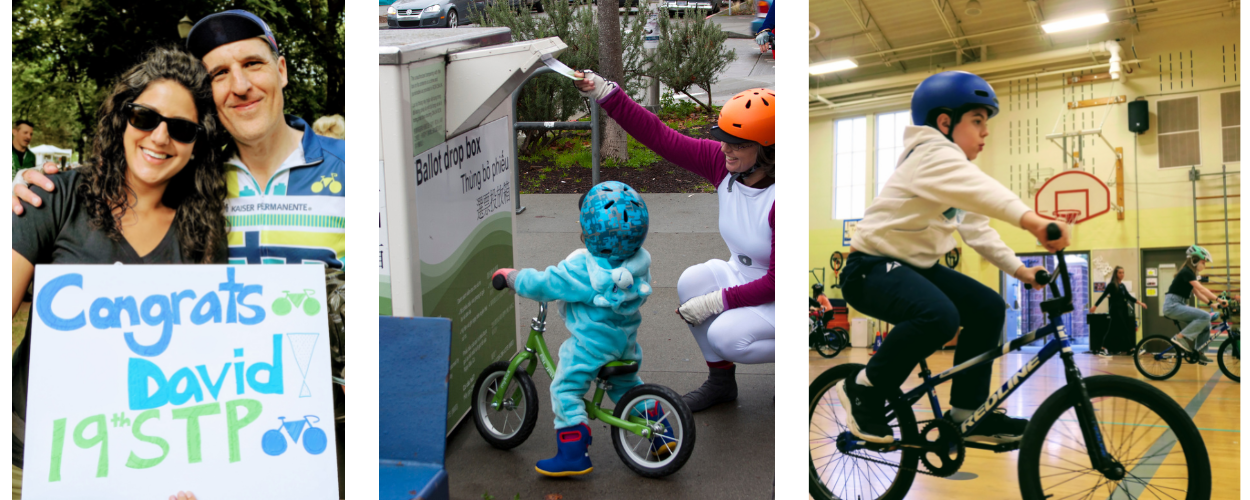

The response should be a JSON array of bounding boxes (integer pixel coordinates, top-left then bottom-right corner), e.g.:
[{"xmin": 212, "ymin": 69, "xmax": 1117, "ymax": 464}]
[
  {"xmin": 1041, "ymin": 12, "xmax": 1110, "ymax": 33},
  {"xmin": 809, "ymin": 59, "xmax": 858, "ymax": 75},
  {"xmin": 964, "ymin": 0, "xmax": 982, "ymax": 16}
]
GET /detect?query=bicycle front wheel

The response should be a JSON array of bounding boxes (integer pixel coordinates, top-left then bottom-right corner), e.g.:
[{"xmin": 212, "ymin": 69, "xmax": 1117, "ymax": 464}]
[
  {"xmin": 470, "ymin": 361, "xmax": 539, "ymax": 450},
  {"xmin": 810, "ymin": 364, "xmax": 918, "ymax": 500},
  {"xmin": 1218, "ymin": 335, "xmax": 1239, "ymax": 382},
  {"xmin": 1018, "ymin": 375, "xmax": 1211, "ymax": 500},
  {"xmin": 1133, "ymin": 336, "xmax": 1182, "ymax": 380},
  {"xmin": 812, "ymin": 328, "xmax": 838, "ymax": 358}
]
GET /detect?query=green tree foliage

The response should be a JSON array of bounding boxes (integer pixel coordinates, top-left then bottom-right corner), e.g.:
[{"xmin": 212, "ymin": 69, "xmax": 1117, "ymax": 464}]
[
  {"xmin": 650, "ymin": 11, "xmax": 735, "ymax": 113},
  {"xmin": 477, "ymin": 0, "xmax": 647, "ymax": 152},
  {"xmin": 12, "ymin": 0, "xmax": 343, "ymax": 156}
]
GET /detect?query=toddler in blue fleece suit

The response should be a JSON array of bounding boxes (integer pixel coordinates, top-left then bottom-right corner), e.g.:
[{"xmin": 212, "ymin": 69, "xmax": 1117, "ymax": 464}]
[{"xmin": 494, "ymin": 181, "xmax": 670, "ymax": 476}]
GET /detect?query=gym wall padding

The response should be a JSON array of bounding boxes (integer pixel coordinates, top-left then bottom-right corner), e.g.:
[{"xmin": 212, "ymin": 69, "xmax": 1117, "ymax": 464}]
[{"xmin": 811, "ymin": 17, "xmax": 1240, "ymax": 317}]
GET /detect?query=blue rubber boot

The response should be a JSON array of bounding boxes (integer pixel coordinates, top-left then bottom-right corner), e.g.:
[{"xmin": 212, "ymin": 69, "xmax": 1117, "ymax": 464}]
[
  {"xmin": 632, "ymin": 401, "xmax": 676, "ymax": 458},
  {"xmin": 535, "ymin": 423, "xmax": 594, "ymax": 477}
]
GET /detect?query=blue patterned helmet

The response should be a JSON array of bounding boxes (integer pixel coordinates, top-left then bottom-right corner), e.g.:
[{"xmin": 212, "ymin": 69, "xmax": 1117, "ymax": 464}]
[{"xmin": 579, "ymin": 181, "xmax": 649, "ymax": 263}]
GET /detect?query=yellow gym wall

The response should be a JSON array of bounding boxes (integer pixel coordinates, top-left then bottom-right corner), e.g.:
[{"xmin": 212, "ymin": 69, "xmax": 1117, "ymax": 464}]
[{"xmin": 810, "ymin": 17, "xmax": 1240, "ymax": 322}]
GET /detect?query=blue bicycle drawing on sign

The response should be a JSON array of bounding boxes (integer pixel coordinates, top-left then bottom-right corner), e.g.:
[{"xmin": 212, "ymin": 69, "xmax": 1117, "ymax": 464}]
[{"xmin": 262, "ymin": 415, "xmax": 328, "ymax": 456}]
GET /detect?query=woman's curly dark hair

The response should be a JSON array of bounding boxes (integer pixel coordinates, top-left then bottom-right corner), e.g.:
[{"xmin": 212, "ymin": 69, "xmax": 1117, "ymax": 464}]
[{"xmin": 78, "ymin": 45, "xmax": 227, "ymax": 263}]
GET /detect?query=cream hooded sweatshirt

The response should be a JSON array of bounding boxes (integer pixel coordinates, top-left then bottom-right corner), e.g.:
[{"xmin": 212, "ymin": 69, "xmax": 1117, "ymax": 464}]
[{"xmin": 851, "ymin": 125, "xmax": 1031, "ymax": 273}]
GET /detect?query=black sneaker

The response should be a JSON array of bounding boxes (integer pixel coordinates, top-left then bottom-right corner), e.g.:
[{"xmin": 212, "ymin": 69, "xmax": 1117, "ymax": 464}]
[
  {"xmin": 951, "ymin": 409, "xmax": 1027, "ymax": 444},
  {"xmin": 835, "ymin": 370, "xmax": 894, "ymax": 444}
]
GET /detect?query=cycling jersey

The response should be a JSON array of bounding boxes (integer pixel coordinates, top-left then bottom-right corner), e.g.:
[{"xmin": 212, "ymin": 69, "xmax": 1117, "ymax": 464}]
[{"xmin": 224, "ymin": 115, "xmax": 346, "ymax": 269}]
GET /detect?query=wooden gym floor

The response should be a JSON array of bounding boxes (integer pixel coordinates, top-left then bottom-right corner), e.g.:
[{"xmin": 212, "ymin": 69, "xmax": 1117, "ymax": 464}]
[{"xmin": 809, "ymin": 346, "xmax": 1240, "ymax": 499}]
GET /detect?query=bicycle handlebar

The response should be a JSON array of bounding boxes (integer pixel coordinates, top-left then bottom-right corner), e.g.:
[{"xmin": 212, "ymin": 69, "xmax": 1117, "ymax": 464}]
[
  {"xmin": 492, "ymin": 273, "xmax": 508, "ymax": 291},
  {"xmin": 1023, "ymin": 223, "xmax": 1062, "ymax": 291}
]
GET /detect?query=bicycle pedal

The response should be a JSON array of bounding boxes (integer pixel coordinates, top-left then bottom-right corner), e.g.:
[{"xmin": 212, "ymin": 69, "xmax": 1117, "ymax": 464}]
[{"xmin": 963, "ymin": 441, "xmax": 1019, "ymax": 453}]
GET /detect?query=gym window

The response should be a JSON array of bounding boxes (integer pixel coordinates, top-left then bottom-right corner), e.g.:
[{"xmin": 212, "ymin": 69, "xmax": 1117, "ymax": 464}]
[
  {"xmin": 1220, "ymin": 91, "xmax": 1239, "ymax": 163},
  {"xmin": 833, "ymin": 116, "xmax": 867, "ymax": 220},
  {"xmin": 874, "ymin": 110, "xmax": 910, "ymax": 196}
]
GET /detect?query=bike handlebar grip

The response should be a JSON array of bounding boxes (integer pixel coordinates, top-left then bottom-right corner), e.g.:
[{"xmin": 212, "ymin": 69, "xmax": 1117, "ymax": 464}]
[
  {"xmin": 492, "ymin": 273, "xmax": 508, "ymax": 291},
  {"xmin": 1045, "ymin": 222, "xmax": 1061, "ymax": 241},
  {"xmin": 1024, "ymin": 270, "xmax": 1051, "ymax": 290}
]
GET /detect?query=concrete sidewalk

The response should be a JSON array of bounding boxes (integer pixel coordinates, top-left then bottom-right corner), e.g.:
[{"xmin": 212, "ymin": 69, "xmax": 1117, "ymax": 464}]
[{"xmin": 444, "ymin": 193, "xmax": 775, "ymax": 499}]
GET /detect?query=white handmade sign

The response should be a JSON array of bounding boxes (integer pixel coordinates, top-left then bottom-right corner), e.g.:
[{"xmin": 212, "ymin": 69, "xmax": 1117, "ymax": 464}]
[{"xmin": 23, "ymin": 265, "xmax": 338, "ymax": 499}]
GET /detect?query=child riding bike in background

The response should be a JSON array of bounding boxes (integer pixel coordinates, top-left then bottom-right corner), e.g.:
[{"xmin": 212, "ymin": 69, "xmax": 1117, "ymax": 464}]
[
  {"xmin": 1162, "ymin": 245, "xmax": 1228, "ymax": 363},
  {"xmin": 492, "ymin": 181, "xmax": 670, "ymax": 477},
  {"xmin": 835, "ymin": 71, "xmax": 1071, "ymax": 445}
]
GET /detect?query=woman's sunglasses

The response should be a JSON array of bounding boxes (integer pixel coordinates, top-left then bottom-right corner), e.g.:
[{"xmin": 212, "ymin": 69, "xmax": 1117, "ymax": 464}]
[{"xmin": 123, "ymin": 103, "xmax": 203, "ymax": 144}]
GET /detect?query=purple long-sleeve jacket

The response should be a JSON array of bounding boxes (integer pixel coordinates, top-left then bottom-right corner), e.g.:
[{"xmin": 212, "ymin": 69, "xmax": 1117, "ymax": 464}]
[{"xmin": 598, "ymin": 87, "xmax": 775, "ymax": 310}]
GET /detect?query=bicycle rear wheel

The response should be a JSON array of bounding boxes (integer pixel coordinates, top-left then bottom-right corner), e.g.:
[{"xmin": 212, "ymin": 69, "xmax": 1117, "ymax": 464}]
[
  {"xmin": 611, "ymin": 384, "xmax": 696, "ymax": 478},
  {"xmin": 810, "ymin": 364, "xmax": 918, "ymax": 500},
  {"xmin": 829, "ymin": 328, "xmax": 850, "ymax": 358},
  {"xmin": 1133, "ymin": 336, "xmax": 1182, "ymax": 380},
  {"xmin": 1218, "ymin": 334, "xmax": 1239, "ymax": 382},
  {"xmin": 1018, "ymin": 375, "xmax": 1211, "ymax": 500}
]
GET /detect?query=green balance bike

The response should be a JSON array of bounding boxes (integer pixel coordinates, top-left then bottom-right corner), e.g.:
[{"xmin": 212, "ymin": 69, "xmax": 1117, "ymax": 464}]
[{"xmin": 469, "ymin": 274, "xmax": 696, "ymax": 477}]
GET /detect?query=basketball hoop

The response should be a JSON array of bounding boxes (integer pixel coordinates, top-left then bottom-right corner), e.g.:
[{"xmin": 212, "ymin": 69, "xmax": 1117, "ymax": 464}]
[
  {"xmin": 1055, "ymin": 210, "xmax": 1081, "ymax": 225},
  {"xmin": 1054, "ymin": 210, "xmax": 1079, "ymax": 241}
]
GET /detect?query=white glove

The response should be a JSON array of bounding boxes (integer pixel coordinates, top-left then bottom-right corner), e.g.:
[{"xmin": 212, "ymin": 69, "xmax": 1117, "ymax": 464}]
[
  {"xmin": 677, "ymin": 290, "xmax": 725, "ymax": 326},
  {"xmin": 754, "ymin": 30, "xmax": 770, "ymax": 46},
  {"xmin": 577, "ymin": 71, "xmax": 617, "ymax": 102},
  {"xmin": 13, "ymin": 167, "xmax": 33, "ymax": 190}
]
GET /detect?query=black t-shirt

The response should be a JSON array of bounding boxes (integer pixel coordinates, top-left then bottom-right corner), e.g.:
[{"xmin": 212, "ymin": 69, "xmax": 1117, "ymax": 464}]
[
  {"xmin": 1095, "ymin": 282, "xmax": 1138, "ymax": 318},
  {"xmin": 1167, "ymin": 266, "xmax": 1197, "ymax": 300},
  {"xmin": 11, "ymin": 170, "xmax": 226, "ymax": 468}
]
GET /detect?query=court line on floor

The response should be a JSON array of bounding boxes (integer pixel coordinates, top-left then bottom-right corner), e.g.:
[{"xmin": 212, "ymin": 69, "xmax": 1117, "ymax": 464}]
[{"xmin": 1110, "ymin": 367, "xmax": 1223, "ymax": 499}]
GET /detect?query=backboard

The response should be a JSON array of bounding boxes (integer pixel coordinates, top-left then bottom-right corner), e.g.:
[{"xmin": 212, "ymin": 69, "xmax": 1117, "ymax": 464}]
[{"xmin": 1033, "ymin": 170, "xmax": 1111, "ymax": 224}]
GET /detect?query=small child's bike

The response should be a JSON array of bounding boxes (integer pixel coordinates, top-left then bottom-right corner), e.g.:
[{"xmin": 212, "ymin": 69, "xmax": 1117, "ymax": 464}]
[
  {"xmin": 809, "ymin": 224, "xmax": 1211, "ymax": 500},
  {"xmin": 469, "ymin": 275, "xmax": 696, "ymax": 477},
  {"xmin": 1134, "ymin": 304, "xmax": 1240, "ymax": 382}
]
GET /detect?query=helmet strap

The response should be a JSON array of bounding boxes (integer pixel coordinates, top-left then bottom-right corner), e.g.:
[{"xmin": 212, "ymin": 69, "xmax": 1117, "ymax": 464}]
[
  {"xmin": 728, "ymin": 163, "xmax": 761, "ymax": 193},
  {"xmin": 928, "ymin": 105, "xmax": 985, "ymax": 143}
]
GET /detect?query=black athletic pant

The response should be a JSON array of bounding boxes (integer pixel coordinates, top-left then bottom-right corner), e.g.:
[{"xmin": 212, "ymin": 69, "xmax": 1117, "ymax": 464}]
[{"xmin": 841, "ymin": 252, "xmax": 1006, "ymax": 410}]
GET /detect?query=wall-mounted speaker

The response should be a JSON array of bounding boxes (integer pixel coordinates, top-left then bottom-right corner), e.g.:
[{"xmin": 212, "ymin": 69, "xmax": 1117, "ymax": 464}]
[{"xmin": 1128, "ymin": 100, "xmax": 1149, "ymax": 134}]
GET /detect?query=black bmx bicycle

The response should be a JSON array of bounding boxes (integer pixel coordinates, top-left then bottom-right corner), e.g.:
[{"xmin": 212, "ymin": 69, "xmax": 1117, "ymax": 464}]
[
  {"xmin": 810, "ymin": 294, "xmax": 850, "ymax": 359},
  {"xmin": 809, "ymin": 269, "xmax": 850, "ymax": 359},
  {"xmin": 1134, "ymin": 304, "xmax": 1240, "ymax": 383},
  {"xmin": 809, "ymin": 224, "xmax": 1211, "ymax": 500}
]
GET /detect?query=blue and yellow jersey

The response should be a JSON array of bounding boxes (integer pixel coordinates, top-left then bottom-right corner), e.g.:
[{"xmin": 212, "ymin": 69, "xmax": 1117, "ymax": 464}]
[{"xmin": 224, "ymin": 116, "xmax": 346, "ymax": 269}]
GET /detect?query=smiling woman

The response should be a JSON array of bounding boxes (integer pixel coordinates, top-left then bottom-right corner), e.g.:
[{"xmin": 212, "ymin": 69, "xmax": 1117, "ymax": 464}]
[{"xmin": 10, "ymin": 44, "xmax": 228, "ymax": 488}]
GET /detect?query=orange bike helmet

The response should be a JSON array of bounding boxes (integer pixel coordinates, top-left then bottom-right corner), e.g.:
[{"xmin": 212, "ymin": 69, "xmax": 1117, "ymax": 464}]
[{"xmin": 711, "ymin": 88, "xmax": 775, "ymax": 146}]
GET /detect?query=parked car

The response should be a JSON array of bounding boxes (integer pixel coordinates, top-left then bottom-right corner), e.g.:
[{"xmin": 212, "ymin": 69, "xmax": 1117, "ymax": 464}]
[
  {"xmin": 749, "ymin": 0, "xmax": 772, "ymax": 34},
  {"xmin": 660, "ymin": 0, "xmax": 720, "ymax": 17},
  {"xmin": 386, "ymin": 0, "xmax": 486, "ymax": 28}
]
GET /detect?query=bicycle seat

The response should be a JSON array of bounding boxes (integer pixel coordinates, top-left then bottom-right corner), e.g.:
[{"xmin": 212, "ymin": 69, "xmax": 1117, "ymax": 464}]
[{"xmin": 598, "ymin": 360, "xmax": 639, "ymax": 379}]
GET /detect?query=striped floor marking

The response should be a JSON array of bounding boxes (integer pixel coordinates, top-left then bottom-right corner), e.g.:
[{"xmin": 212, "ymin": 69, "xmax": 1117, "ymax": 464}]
[{"xmin": 1109, "ymin": 368, "xmax": 1222, "ymax": 499}]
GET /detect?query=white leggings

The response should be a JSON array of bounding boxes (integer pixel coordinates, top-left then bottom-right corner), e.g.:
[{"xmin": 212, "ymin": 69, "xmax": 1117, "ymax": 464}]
[{"xmin": 677, "ymin": 260, "xmax": 775, "ymax": 364}]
